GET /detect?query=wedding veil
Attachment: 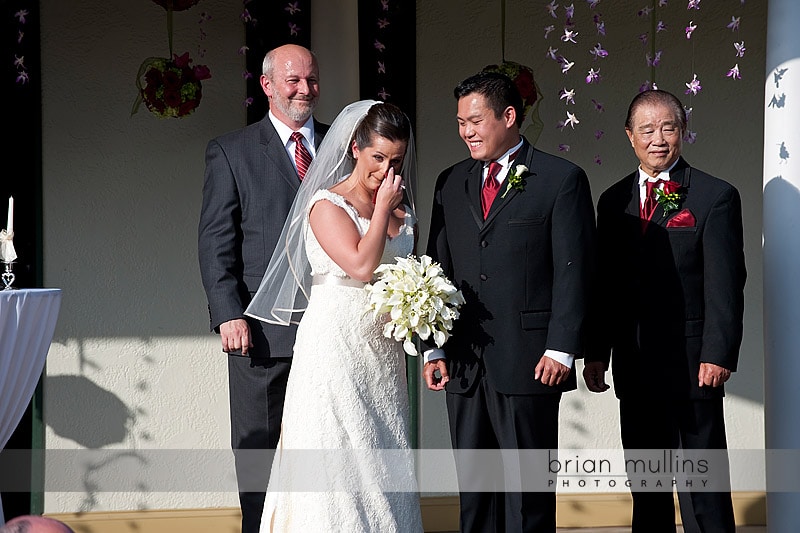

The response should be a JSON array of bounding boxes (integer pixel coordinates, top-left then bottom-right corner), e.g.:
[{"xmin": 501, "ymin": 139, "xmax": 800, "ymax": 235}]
[{"xmin": 245, "ymin": 99, "xmax": 418, "ymax": 326}]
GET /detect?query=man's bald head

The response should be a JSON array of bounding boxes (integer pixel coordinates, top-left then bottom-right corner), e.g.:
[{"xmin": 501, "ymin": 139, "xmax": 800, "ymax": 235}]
[{"xmin": 0, "ymin": 515, "xmax": 74, "ymax": 533}]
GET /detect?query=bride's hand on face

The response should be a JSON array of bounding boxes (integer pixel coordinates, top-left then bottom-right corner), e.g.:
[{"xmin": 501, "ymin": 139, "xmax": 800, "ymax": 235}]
[{"xmin": 374, "ymin": 167, "xmax": 404, "ymax": 213}]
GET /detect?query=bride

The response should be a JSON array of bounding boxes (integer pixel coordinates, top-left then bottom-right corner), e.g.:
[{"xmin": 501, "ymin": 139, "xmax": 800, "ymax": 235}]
[{"xmin": 245, "ymin": 100, "xmax": 423, "ymax": 532}]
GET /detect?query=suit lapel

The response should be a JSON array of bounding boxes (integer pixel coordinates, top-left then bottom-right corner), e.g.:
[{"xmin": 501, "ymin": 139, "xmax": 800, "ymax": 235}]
[
  {"xmin": 650, "ymin": 198, "xmax": 666, "ymax": 226},
  {"xmin": 464, "ymin": 159, "xmax": 485, "ymax": 227},
  {"xmin": 663, "ymin": 158, "xmax": 691, "ymax": 226},
  {"xmin": 669, "ymin": 157, "xmax": 691, "ymax": 189},
  {"xmin": 625, "ymin": 172, "xmax": 640, "ymax": 219},
  {"xmin": 259, "ymin": 116, "xmax": 302, "ymax": 190},
  {"xmin": 620, "ymin": 172, "xmax": 651, "ymax": 238},
  {"xmin": 312, "ymin": 118, "xmax": 329, "ymax": 149}
]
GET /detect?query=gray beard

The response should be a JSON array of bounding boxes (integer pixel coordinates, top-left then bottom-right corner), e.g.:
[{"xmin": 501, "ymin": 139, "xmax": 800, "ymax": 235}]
[{"xmin": 275, "ymin": 99, "xmax": 315, "ymax": 123}]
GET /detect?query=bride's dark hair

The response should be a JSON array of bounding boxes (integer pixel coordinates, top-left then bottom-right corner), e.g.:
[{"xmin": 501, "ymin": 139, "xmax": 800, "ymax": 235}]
[
  {"xmin": 246, "ymin": 99, "xmax": 417, "ymax": 326},
  {"xmin": 350, "ymin": 102, "xmax": 411, "ymax": 158}
]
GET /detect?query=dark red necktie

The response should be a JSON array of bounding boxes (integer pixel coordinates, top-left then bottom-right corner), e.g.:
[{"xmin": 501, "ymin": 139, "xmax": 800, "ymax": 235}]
[
  {"xmin": 291, "ymin": 131, "xmax": 312, "ymax": 180},
  {"xmin": 481, "ymin": 161, "xmax": 503, "ymax": 219},
  {"xmin": 640, "ymin": 179, "xmax": 662, "ymax": 231}
]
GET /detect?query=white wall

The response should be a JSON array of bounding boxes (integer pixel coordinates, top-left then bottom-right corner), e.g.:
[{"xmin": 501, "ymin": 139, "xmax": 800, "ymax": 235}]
[
  {"xmin": 41, "ymin": 0, "xmax": 247, "ymax": 512},
  {"xmin": 39, "ymin": 0, "xmax": 766, "ymax": 514}
]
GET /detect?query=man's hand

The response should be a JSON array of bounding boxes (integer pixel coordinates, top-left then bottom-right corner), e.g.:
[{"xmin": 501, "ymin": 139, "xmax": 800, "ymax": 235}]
[
  {"xmin": 423, "ymin": 360, "xmax": 449, "ymax": 391},
  {"xmin": 582, "ymin": 361, "xmax": 610, "ymax": 393},
  {"xmin": 534, "ymin": 357, "xmax": 571, "ymax": 386},
  {"xmin": 219, "ymin": 318, "xmax": 252, "ymax": 355},
  {"xmin": 698, "ymin": 362, "xmax": 731, "ymax": 388}
]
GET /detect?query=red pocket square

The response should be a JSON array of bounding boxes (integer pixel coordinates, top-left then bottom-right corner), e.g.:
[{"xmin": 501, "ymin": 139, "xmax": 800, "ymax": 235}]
[{"xmin": 666, "ymin": 208, "xmax": 696, "ymax": 228}]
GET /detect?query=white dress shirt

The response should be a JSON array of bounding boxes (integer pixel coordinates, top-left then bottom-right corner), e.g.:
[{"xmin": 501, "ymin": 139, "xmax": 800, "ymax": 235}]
[
  {"xmin": 637, "ymin": 159, "xmax": 679, "ymax": 207},
  {"xmin": 482, "ymin": 139, "xmax": 524, "ymax": 186}
]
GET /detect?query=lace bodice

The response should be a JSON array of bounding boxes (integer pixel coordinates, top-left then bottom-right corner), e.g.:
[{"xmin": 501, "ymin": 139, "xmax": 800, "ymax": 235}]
[
  {"xmin": 305, "ymin": 189, "xmax": 416, "ymax": 277},
  {"xmin": 261, "ymin": 189, "xmax": 424, "ymax": 533}
]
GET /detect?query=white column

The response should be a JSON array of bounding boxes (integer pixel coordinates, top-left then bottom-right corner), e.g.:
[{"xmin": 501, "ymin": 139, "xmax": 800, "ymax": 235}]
[{"xmin": 763, "ymin": 1, "xmax": 800, "ymax": 530}]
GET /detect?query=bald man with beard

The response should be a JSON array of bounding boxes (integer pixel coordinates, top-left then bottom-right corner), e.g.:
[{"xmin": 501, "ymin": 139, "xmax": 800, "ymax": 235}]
[{"xmin": 198, "ymin": 44, "xmax": 329, "ymax": 533}]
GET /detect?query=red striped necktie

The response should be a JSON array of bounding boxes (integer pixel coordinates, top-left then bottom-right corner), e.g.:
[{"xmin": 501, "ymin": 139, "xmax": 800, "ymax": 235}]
[{"xmin": 290, "ymin": 131, "xmax": 312, "ymax": 180}]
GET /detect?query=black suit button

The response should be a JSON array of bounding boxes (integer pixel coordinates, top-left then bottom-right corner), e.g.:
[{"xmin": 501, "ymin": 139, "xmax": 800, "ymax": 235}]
[
  {"xmin": 480, "ymin": 274, "xmax": 488, "ymax": 281},
  {"xmin": 480, "ymin": 240, "xmax": 489, "ymax": 248}
]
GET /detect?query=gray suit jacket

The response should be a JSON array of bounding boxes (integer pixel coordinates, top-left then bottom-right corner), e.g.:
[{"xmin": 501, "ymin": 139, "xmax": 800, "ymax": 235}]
[{"xmin": 198, "ymin": 115, "xmax": 328, "ymax": 358}]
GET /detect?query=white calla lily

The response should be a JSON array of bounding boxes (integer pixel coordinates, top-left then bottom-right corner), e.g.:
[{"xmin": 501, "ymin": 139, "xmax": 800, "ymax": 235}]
[{"xmin": 364, "ymin": 254, "xmax": 465, "ymax": 355}]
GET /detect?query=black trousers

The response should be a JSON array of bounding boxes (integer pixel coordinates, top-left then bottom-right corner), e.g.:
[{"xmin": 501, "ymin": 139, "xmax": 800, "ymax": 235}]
[
  {"xmin": 228, "ymin": 355, "xmax": 291, "ymax": 533},
  {"xmin": 619, "ymin": 396, "xmax": 735, "ymax": 533},
  {"xmin": 447, "ymin": 375, "xmax": 561, "ymax": 533}
]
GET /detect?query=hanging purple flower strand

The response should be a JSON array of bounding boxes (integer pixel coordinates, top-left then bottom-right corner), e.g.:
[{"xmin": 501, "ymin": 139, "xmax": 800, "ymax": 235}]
[{"xmin": 685, "ymin": 74, "xmax": 702, "ymax": 95}]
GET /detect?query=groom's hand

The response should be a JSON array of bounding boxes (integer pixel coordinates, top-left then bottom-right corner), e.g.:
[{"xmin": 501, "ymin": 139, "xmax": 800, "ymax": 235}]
[
  {"xmin": 423, "ymin": 360, "xmax": 449, "ymax": 391},
  {"xmin": 534, "ymin": 357, "xmax": 571, "ymax": 386}
]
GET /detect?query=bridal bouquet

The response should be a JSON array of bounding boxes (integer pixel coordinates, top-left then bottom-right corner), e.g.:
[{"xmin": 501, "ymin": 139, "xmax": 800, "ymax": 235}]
[{"xmin": 366, "ymin": 255, "xmax": 465, "ymax": 356}]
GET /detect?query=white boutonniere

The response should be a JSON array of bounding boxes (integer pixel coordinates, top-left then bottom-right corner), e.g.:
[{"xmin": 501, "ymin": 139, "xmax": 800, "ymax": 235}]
[{"xmin": 501, "ymin": 164, "xmax": 528, "ymax": 198}]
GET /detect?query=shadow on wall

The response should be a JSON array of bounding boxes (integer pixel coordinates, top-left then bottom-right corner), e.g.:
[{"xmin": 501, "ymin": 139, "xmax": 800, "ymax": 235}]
[
  {"xmin": 761, "ymin": 174, "xmax": 800, "ymax": 409},
  {"xmin": 562, "ymin": 395, "xmax": 589, "ymax": 449},
  {"xmin": 46, "ymin": 375, "xmax": 144, "ymax": 512},
  {"xmin": 725, "ymin": 340, "xmax": 762, "ymax": 405},
  {"xmin": 47, "ymin": 375, "xmax": 133, "ymax": 448},
  {"xmin": 762, "ymin": 173, "xmax": 800, "ymax": 329}
]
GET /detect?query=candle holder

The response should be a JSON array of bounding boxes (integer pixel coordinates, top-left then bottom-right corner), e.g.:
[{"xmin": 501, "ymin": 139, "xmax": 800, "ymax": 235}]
[{"xmin": 2, "ymin": 261, "xmax": 15, "ymax": 290}]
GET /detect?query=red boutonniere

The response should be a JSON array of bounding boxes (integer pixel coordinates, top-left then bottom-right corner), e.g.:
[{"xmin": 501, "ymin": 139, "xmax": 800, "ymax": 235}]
[{"xmin": 654, "ymin": 180, "xmax": 685, "ymax": 217}]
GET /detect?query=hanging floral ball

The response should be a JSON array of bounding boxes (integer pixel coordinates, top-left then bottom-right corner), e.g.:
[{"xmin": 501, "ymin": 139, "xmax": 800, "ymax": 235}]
[
  {"xmin": 138, "ymin": 52, "xmax": 211, "ymax": 118},
  {"xmin": 482, "ymin": 61, "xmax": 538, "ymax": 122},
  {"xmin": 150, "ymin": 0, "xmax": 201, "ymax": 11}
]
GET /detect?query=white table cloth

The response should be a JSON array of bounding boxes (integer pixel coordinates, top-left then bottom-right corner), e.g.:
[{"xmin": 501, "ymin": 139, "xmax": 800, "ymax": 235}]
[{"xmin": 0, "ymin": 288, "xmax": 61, "ymax": 524}]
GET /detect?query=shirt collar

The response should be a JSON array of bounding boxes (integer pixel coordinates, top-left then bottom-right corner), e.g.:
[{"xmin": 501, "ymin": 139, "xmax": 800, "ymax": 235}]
[
  {"xmin": 637, "ymin": 159, "xmax": 679, "ymax": 187},
  {"xmin": 485, "ymin": 138, "xmax": 524, "ymax": 169},
  {"xmin": 269, "ymin": 111, "xmax": 316, "ymax": 154}
]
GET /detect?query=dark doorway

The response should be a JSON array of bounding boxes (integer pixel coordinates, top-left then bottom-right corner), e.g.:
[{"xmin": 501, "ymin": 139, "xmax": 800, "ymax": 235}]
[{"xmin": 2, "ymin": 0, "xmax": 44, "ymax": 519}]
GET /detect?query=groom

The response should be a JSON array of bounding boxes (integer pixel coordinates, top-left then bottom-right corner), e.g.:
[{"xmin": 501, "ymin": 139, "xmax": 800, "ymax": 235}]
[{"xmin": 424, "ymin": 71, "xmax": 596, "ymax": 532}]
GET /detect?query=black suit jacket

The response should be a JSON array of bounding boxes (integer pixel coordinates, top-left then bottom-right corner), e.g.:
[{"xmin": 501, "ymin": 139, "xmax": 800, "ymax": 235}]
[
  {"xmin": 426, "ymin": 138, "xmax": 596, "ymax": 395},
  {"xmin": 198, "ymin": 115, "xmax": 328, "ymax": 359},
  {"xmin": 586, "ymin": 157, "xmax": 746, "ymax": 400}
]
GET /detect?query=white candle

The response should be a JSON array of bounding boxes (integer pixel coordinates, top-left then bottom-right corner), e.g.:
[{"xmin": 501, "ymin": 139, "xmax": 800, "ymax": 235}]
[{"xmin": 5, "ymin": 196, "xmax": 12, "ymax": 234}]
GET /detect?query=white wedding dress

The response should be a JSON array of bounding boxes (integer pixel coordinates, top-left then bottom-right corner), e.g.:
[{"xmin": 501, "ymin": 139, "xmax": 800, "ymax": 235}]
[{"xmin": 260, "ymin": 190, "xmax": 424, "ymax": 533}]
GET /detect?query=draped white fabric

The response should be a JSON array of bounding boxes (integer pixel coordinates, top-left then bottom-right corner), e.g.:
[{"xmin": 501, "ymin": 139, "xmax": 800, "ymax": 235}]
[{"xmin": 0, "ymin": 288, "xmax": 61, "ymax": 524}]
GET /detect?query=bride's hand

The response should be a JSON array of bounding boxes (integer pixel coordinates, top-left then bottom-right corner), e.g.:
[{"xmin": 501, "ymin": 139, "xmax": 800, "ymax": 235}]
[{"xmin": 375, "ymin": 167, "xmax": 404, "ymax": 212}]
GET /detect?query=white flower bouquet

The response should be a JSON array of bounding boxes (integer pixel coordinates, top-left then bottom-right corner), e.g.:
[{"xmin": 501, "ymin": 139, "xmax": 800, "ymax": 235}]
[{"xmin": 365, "ymin": 254, "xmax": 466, "ymax": 356}]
